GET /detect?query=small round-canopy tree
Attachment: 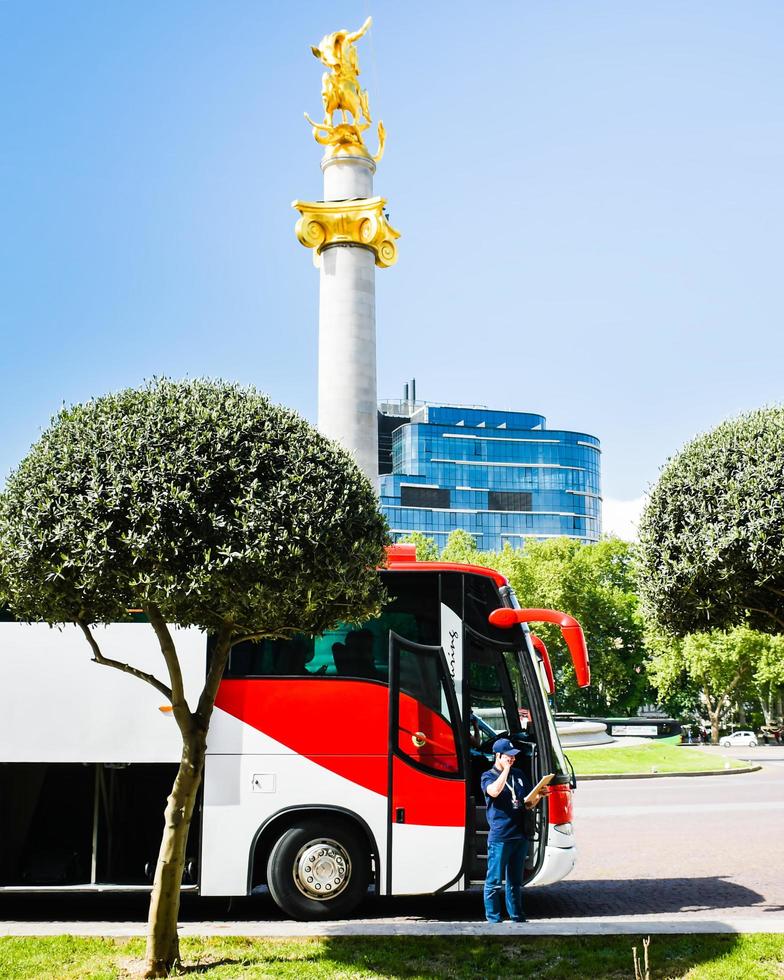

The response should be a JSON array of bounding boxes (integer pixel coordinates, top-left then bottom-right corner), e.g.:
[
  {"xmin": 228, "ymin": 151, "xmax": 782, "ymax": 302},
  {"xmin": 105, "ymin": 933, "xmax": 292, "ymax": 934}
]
[
  {"xmin": 638, "ymin": 407, "xmax": 784, "ymax": 636},
  {"xmin": 0, "ymin": 379, "xmax": 388, "ymax": 978}
]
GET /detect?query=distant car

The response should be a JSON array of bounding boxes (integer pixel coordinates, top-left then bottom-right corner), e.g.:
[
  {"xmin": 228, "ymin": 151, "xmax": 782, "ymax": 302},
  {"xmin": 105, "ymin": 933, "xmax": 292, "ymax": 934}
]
[{"xmin": 720, "ymin": 730, "xmax": 758, "ymax": 747}]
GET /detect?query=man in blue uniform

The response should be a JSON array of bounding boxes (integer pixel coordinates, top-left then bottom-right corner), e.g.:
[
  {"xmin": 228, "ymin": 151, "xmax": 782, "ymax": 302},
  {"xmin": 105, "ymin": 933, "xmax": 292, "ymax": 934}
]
[{"xmin": 480, "ymin": 737, "xmax": 541, "ymax": 923}]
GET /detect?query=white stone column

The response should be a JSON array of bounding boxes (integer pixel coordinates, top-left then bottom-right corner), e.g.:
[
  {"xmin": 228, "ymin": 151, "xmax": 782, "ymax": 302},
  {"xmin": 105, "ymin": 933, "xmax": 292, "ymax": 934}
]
[{"xmin": 318, "ymin": 154, "xmax": 378, "ymax": 487}]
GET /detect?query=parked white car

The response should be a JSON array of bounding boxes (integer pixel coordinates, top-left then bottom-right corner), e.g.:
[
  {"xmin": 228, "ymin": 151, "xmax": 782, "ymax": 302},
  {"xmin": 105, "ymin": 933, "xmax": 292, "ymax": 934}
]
[{"xmin": 720, "ymin": 730, "xmax": 758, "ymax": 747}]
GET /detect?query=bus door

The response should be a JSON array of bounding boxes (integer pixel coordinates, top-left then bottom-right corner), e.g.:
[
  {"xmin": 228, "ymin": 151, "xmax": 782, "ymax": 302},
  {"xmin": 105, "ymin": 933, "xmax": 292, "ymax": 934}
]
[
  {"xmin": 386, "ymin": 632, "xmax": 467, "ymax": 894},
  {"xmin": 465, "ymin": 627, "xmax": 547, "ymax": 879}
]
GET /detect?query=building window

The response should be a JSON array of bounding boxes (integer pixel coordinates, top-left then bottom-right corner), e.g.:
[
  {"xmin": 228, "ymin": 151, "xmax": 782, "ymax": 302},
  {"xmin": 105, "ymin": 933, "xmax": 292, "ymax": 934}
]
[
  {"xmin": 401, "ymin": 486, "xmax": 450, "ymax": 509},
  {"xmin": 488, "ymin": 491, "xmax": 532, "ymax": 512}
]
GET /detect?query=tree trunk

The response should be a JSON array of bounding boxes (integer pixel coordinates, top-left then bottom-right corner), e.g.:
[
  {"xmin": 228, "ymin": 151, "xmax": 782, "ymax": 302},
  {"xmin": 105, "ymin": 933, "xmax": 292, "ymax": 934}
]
[
  {"xmin": 144, "ymin": 730, "xmax": 206, "ymax": 978},
  {"xmin": 759, "ymin": 686, "xmax": 773, "ymax": 727},
  {"xmin": 703, "ymin": 688, "xmax": 722, "ymax": 745}
]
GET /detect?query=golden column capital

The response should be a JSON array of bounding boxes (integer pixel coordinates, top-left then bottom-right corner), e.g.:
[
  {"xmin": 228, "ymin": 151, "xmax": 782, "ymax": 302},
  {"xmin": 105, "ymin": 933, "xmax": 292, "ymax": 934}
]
[{"xmin": 292, "ymin": 196, "xmax": 400, "ymax": 269}]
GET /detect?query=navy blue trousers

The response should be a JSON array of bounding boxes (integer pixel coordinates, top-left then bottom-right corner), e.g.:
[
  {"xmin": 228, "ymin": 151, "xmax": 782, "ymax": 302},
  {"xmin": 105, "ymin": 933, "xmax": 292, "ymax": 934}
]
[{"xmin": 483, "ymin": 837, "xmax": 529, "ymax": 922}]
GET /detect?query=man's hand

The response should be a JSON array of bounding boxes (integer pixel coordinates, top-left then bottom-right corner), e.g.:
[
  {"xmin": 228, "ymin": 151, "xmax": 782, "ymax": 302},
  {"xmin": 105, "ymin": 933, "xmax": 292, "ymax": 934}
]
[{"xmin": 499, "ymin": 754, "xmax": 514, "ymax": 771}]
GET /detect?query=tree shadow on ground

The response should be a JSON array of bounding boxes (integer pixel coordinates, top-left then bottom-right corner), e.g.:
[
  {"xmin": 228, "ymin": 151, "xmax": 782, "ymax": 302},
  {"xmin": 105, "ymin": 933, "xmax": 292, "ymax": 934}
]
[
  {"xmin": 316, "ymin": 934, "xmax": 758, "ymax": 980},
  {"xmin": 323, "ymin": 874, "xmax": 768, "ymax": 920},
  {"xmin": 0, "ymin": 875, "xmax": 773, "ymax": 924},
  {"xmin": 531, "ymin": 875, "xmax": 766, "ymax": 917}
]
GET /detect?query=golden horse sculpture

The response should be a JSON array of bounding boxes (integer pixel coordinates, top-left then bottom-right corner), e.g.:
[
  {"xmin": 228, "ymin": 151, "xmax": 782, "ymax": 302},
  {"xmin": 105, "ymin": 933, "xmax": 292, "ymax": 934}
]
[{"xmin": 304, "ymin": 16, "xmax": 386, "ymax": 163}]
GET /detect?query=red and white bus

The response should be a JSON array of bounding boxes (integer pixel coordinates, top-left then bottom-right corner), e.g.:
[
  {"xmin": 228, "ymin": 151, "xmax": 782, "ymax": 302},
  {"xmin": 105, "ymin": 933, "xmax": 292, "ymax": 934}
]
[{"xmin": 0, "ymin": 544, "xmax": 589, "ymax": 919}]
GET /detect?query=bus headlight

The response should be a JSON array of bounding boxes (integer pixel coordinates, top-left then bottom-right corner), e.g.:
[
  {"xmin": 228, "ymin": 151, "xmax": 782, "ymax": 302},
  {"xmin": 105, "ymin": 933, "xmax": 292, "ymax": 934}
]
[{"xmin": 554, "ymin": 822, "xmax": 573, "ymax": 836}]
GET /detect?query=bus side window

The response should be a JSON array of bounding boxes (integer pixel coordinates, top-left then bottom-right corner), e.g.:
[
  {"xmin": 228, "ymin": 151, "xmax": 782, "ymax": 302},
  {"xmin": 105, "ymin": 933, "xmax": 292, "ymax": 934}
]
[
  {"xmin": 398, "ymin": 646, "xmax": 441, "ymax": 713},
  {"xmin": 331, "ymin": 629, "xmax": 380, "ymax": 680},
  {"xmin": 223, "ymin": 636, "xmax": 318, "ymax": 677},
  {"xmin": 393, "ymin": 638, "xmax": 461, "ymax": 774}
]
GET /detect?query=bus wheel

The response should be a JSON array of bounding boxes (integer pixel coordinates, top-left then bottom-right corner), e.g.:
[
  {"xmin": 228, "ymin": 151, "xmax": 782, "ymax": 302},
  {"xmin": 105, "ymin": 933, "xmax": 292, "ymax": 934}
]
[{"xmin": 266, "ymin": 818, "xmax": 369, "ymax": 920}]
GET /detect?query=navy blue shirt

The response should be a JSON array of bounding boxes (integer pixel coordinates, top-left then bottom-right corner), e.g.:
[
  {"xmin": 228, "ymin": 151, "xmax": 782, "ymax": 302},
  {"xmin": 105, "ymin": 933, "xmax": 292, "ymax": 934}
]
[{"xmin": 481, "ymin": 766, "xmax": 533, "ymax": 842}]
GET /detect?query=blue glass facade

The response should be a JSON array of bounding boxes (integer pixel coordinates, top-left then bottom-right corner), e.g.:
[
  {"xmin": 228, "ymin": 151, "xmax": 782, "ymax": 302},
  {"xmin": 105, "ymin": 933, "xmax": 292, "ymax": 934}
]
[{"xmin": 378, "ymin": 403, "xmax": 601, "ymax": 551}]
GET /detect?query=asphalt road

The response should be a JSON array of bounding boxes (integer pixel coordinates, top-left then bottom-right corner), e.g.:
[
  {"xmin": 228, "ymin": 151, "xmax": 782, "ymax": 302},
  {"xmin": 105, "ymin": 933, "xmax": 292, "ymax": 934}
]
[{"xmin": 1, "ymin": 747, "xmax": 782, "ymax": 933}]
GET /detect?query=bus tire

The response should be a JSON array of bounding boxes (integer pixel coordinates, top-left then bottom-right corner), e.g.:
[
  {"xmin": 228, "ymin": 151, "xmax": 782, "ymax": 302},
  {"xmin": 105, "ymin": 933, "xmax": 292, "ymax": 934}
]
[{"xmin": 266, "ymin": 818, "xmax": 369, "ymax": 920}]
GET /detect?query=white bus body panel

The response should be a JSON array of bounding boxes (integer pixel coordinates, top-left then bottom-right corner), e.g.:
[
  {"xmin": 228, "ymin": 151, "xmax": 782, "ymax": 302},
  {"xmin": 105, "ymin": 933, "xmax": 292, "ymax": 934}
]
[
  {"xmin": 528, "ymin": 841, "xmax": 577, "ymax": 886},
  {"xmin": 201, "ymin": 707, "xmax": 389, "ymax": 896},
  {"xmin": 390, "ymin": 825, "xmax": 463, "ymax": 894},
  {"xmin": 0, "ymin": 623, "xmax": 206, "ymax": 763}
]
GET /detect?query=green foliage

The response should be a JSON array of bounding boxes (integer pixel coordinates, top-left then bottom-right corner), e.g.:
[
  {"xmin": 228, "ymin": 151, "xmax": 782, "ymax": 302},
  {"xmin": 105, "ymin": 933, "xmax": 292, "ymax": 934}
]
[
  {"xmin": 433, "ymin": 534, "xmax": 650, "ymax": 715},
  {"xmin": 747, "ymin": 631, "xmax": 784, "ymax": 725},
  {"xmin": 638, "ymin": 406, "xmax": 784, "ymax": 636},
  {"xmin": 396, "ymin": 531, "xmax": 439, "ymax": 562},
  {"xmin": 753, "ymin": 633, "xmax": 784, "ymax": 689},
  {"xmin": 440, "ymin": 528, "xmax": 483, "ymax": 563},
  {"xmin": 648, "ymin": 627, "xmax": 752, "ymax": 703},
  {"xmin": 498, "ymin": 537, "xmax": 651, "ymax": 714},
  {"xmin": 4, "ymin": 934, "xmax": 784, "ymax": 980},
  {"xmin": 642, "ymin": 628, "xmax": 703, "ymax": 718},
  {"xmin": 0, "ymin": 379, "xmax": 389, "ymax": 637},
  {"xmin": 646, "ymin": 625, "xmax": 784, "ymax": 733}
]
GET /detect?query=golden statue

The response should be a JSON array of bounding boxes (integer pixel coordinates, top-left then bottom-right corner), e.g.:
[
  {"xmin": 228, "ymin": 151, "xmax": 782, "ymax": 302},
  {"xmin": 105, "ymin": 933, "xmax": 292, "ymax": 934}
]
[{"xmin": 304, "ymin": 16, "xmax": 385, "ymax": 162}]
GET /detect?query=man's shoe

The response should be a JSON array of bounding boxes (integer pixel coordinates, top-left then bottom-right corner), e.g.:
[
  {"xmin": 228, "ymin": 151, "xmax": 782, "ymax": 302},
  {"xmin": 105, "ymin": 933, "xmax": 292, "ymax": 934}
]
[{"xmin": 509, "ymin": 917, "xmax": 527, "ymax": 923}]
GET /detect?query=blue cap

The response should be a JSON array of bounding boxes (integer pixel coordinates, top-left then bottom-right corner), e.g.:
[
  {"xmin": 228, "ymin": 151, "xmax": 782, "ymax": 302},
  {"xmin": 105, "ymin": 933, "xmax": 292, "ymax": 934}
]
[{"xmin": 492, "ymin": 738, "xmax": 520, "ymax": 756}]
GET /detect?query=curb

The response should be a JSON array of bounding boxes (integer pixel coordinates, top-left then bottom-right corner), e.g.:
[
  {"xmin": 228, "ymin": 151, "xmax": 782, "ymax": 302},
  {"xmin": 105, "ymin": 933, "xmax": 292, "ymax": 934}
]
[
  {"xmin": 3, "ymin": 916, "xmax": 784, "ymax": 937},
  {"xmin": 578, "ymin": 764, "xmax": 761, "ymax": 781}
]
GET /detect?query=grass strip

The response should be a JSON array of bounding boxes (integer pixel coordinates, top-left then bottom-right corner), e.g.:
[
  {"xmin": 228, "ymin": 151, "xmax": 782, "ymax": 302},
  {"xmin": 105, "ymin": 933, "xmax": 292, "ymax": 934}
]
[
  {"xmin": 1, "ymin": 934, "xmax": 783, "ymax": 979},
  {"xmin": 568, "ymin": 742, "xmax": 747, "ymax": 776}
]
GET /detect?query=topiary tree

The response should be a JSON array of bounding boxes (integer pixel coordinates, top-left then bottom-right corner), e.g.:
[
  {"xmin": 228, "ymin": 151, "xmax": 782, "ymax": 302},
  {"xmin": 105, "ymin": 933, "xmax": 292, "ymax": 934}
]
[
  {"xmin": 0, "ymin": 378, "xmax": 388, "ymax": 978},
  {"xmin": 638, "ymin": 407, "xmax": 784, "ymax": 636}
]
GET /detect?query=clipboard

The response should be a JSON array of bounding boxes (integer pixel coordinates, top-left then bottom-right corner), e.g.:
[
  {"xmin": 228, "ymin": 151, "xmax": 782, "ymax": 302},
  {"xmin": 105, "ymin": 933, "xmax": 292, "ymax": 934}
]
[{"xmin": 524, "ymin": 773, "xmax": 554, "ymax": 805}]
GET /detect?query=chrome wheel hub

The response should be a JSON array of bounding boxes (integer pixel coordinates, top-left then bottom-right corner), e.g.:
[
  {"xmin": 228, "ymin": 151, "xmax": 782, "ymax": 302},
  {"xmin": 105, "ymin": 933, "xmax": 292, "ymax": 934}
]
[{"xmin": 293, "ymin": 837, "xmax": 351, "ymax": 900}]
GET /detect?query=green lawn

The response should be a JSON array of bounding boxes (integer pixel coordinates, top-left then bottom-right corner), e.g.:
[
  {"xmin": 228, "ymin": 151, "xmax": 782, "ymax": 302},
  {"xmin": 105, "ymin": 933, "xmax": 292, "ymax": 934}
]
[
  {"xmin": 568, "ymin": 741, "xmax": 747, "ymax": 776},
  {"xmin": 1, "ymin": 935, "xmax": 783, "ymax": 979}
]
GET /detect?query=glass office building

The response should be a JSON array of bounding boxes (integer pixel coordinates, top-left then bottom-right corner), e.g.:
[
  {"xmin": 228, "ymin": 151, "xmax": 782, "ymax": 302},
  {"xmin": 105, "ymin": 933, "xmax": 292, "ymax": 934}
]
[{"xmin": 378, "ymin": 399, "xmax": 601, "ymax": 552}]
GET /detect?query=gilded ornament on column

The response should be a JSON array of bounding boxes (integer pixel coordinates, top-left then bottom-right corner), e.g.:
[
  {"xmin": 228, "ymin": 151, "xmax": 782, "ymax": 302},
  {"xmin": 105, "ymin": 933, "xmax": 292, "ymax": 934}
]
[
  {"xmin": 304, "ymin": 16, "xmax": 386, "ymax": 162},
  {"xmin": 291, "ymin": 197, "xmax": 400, "ymax": 268}
]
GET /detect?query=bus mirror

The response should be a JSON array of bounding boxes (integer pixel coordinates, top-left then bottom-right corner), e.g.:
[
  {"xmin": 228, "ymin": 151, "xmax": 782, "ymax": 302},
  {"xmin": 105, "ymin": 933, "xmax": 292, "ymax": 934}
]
[
  {"xmin": 488, "ymin": 608, "xmax": 591, "ymax": 688},
  {"xmin": 530, "ymin": 633, "xmax": 555, "ymax": 695}
]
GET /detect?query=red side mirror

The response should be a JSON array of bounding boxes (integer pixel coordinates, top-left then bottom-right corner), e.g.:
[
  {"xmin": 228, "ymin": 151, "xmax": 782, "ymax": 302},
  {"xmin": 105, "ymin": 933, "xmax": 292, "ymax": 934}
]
[
  {"xmin": 489, "ymin": 607, "xmax": 591, "ymax": 688},
  {"xmin": 530, "ymin": 633, "xmax": 555, "ymax": 695}
]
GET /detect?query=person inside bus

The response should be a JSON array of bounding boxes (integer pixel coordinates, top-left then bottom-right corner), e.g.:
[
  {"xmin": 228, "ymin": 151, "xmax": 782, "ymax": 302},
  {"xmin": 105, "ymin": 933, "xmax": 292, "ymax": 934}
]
[
  {"xmin": 332, "ymin": 629, "xmax": 381, "ymax": 680},
  {"xmin": 469, "ymin": 712, "xmax": 483, "ymax": 750},
  {"xmin": 481, "ymin": 737, "xmax": 545, "ymax": 923},
  {"xmin": 275, "ymin": 637, "xmax": 327, "ymax": 675}
]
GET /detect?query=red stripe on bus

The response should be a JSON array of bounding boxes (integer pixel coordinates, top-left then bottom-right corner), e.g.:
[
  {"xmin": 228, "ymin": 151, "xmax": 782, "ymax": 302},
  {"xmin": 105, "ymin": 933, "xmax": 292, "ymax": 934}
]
[
  {"xmin": 215, "ymin": 679, "xmax": 390, "ymax": 796},
  {"xmin": 215, "ymin": 679, "xmax": 466, "ymax": 826}
]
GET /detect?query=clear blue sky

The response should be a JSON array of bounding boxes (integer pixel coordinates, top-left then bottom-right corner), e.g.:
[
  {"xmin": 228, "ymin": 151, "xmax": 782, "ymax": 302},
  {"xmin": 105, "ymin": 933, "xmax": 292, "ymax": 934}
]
[{"xmin": 2, "ymin": 1, "xmax": 783, "ymax": 503}]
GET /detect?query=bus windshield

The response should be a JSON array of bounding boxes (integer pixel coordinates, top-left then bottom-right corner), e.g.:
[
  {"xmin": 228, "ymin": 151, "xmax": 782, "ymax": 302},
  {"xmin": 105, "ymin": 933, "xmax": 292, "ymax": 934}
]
[
  {"xmin": 523, "ymin": 631, "xmax": 568, "ymax": 776},
  {"xmin": 466, "ymin": 630, "xmax": 529, "ymax": 737}
]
